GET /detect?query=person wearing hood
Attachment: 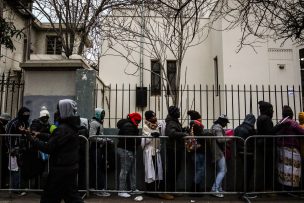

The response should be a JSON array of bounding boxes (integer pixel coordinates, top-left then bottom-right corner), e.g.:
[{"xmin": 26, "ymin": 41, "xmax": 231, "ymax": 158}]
[
  {"xmin": 210, "ymin": 114, "xmax": 230, "ymax": 198},
  {"xmin": 234, "ymin": 114, "xmax": 256, "ymax": 196},
  {"xmin": 165, "ymin": 106, "xmax": 188, "ymax": 194},
  {"xmin": 21, "ymin": 99, "xmax": 84, "ymax": 203},
  {"xmin": 256, "ymin": 101, "xmax": 275, "ymax": 191},
  {"xmin": 116, "ymin": 112, "xmax": 142, "ymax": 198},
  {"xmin": 89, "ymin": 107, "xmax": 111, "ymax": 197},
  {"xmin": 6, "ymin": 107, "xmax": 30, "ymax": 196},
  {"xmin": 298, "ymin": 112, "xmax": 304, "ymax": 187},
  {"xmin": 187, "ymin": 110, "xmax": 206, "ymax": 196},
  {"xmin": 275, "ymin": 106, "xmax": 303, "ymax": 189}
]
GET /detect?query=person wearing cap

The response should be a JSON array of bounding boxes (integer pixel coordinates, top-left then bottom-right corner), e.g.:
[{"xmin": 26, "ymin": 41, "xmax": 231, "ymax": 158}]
[
  {"xmin": 210, "ymin": 114, "xmax": 230, "ymax": 198},
  {"xmin": 116, "ymin": 112, "xmax": 142, "ymax": 198},
  {"xmin": 20, "ymin": 99, "xmax": 84, "ymax": 203},
  {"xmin": 187, "ymin": 110, "xmax": 206, "ymax": 196},
  {"xmin": 165, "ymin": 106, "xmax": 188, "ymax": 194},
  {"xmin": 0, "ymin": 113, "xmax": 11, "ymax": 188},
  {"xmin": 89, "ymin": 108, "xmax": 111, "ymax": 197},
  {"xmin": 30, "ymin": 106, "xmax": 51, "ymax": 139}
]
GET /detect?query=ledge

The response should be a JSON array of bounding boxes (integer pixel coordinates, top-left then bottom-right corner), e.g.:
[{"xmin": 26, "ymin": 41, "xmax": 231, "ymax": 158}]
[{"xmin": 20, "ymin": 59, "xmax": 90, "ymax": 71}]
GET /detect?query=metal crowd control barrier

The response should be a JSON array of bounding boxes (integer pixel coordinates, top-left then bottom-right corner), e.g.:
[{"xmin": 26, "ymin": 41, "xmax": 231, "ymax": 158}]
[{"xmin": 1, "ymin": 133, "xmax": 304, "ymax": 201}]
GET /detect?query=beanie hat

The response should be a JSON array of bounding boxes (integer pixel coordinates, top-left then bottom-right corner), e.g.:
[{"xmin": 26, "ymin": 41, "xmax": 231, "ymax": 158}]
[
  {"xmin": 128, "ymin": 112, "xmax": 142, "ymax": 126},
  {"xmin": 282, "ymin": 105, "xmax": 293, "ymax": 119},
  {"xmin": 215, "ymin": 114, "xmax": 230, "ymax": 124},
  {"xmin": 243, "ymin": 114, "xmax": 256, "ymax": 126},
  {"xmin": 0, "ymin": 112, "xmax": 11, "ymax": 121},
  {"xmin": 145, "ymin": 110, "xmax": 155, "ymax": 120},
  {"xmin": 40, "ymin": 106, "xmax": 50, "ymax": 118},
  {"xmin": 187, "ymin": 110, "xmax": 201, "ymax": 120},
  {"xmin": 168, "ymin": 106, "xmax": 180, "ymax": 119},
  {"xmin": 299, "ymin": 112, "xmax": 304, "ymax": 125}
]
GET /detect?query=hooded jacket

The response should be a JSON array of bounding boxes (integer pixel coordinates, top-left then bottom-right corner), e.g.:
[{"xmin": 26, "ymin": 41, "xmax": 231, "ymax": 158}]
[
  {"xmin": 257, "ymin": 101, "xmax": 274, "ymax": 136},
  {"xmin": 165, "ymin": 114, "xmax": 187, "ymax": 150},
  {"xmin": 117, "ymin": 118, "xmax": 140, "ymax": 152},
  {"xmin": 275, "ymin": 117, "xmax": 303, "ymax": 150},
  {"xmin": 234, "ymin": 114, "xmax": 256, "ymax": 154},
  {"xmin": 31, "ymin": 99, "xmax": 81, "ymax": 171},
  {"xmin": 6, "ymin": 107, "xmax": 30, "ymax": 148}
]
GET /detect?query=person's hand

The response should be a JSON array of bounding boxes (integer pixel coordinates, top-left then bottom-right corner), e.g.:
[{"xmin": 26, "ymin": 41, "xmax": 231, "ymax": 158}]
[
  {"xmin": 19, "ymin": 126, "xmax": 30, "ymax": 135},
  {"xmin": 31, "ymin": 131, "xmax": 40, "ymax": 138}
]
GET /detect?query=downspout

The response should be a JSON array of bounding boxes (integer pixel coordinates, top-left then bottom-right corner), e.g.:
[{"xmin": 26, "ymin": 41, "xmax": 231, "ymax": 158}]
[{"xmin": 139, "ymin": 0, "xmax": 144, "ymax": 87}]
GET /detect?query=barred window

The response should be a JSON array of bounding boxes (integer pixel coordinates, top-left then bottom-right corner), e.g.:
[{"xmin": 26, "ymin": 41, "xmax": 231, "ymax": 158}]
[
  {"xmin": 46, "ymin": 36, "xmax": 62, "ymax": 55},
  {"xmin": 151, "ymin": 60, "xmax": 161, "ymax": 95}
]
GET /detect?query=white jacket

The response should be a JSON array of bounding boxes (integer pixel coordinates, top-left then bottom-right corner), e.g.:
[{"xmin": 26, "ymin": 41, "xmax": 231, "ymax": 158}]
[{"xmin": 141, "ymin": 123, "xmax": 163, "ymax": 183}]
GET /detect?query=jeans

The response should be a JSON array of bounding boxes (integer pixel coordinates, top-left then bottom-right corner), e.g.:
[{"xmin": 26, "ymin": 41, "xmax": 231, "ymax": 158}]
[
  {"xmin": 10, "ymin": 170, "xmax": 20, "ymax": 189},
  {"xmin": 212, "ymin": 156, "xmax": 227, "ymax": 191},
  {"xmin": 192, "ymin": 153, "xmax": 205, "ymax": 188},
  {"xmin": 117, "ymin": 148, "xmax": 136, "ymax": 191}
]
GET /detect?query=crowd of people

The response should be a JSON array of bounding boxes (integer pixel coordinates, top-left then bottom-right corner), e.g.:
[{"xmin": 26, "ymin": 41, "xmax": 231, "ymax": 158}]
[{"xmin": 0, "ymin": 99, "xmax": 304, "ymax": 202}]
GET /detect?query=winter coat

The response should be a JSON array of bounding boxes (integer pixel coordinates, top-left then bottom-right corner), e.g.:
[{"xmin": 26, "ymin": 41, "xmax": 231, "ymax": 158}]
[
  {"xmin": 30, "ymin": 118, "xmax": 51, "ymax": 142},
  {"xmin": 141, "ymin": 122, "xmax": 163, "ymax": 183},
  {"xmin": 89, "ymin": 118, "xmax": 105, "ymax": 145},
  {"xmin": 257, "ymin": 114, "xmax": 274, "ymax": 136},
  {"xmin": 165, "ymin": 115, "xmax": 187, "ymax": 150},
  {"xmin": 210, "ymin": 123, "xmax": 226, "ymax": 162},
  {"xmin": 234, "ymin": 116, "xmax": 256, "ymax": 155},
  {"xmin": 275, "ymin": 118, "xmax": 304, "ymax": 150},
  {"xmin": 30, "ymin": 116, "xmax": 81, "ymax": 171},
  {"xmin": 117, "ymin": 118, "xmax": 140, "ymax": 152},
  {"xmin": 189, "ymin": 120, "xmax": 206, "ymax": 153}
]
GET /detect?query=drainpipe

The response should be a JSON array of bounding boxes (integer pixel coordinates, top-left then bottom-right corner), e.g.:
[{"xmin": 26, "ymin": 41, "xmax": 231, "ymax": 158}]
[{"xmin": 139, "ymin": 0, "xmax": 144, "ymax": 87}]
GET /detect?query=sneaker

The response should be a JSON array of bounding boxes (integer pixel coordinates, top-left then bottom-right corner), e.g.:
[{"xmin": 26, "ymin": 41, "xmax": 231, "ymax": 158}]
[
  {"xmin": 131, "ymin": 189, "xmax": 143, "ymax": 195},
  {"xmin": 18, "ymin": 191, "xmax": 27, "ymax": 196},
  {"xmin": 211, "ymin": 190, "xmax": 224, "ymax": 198},
  {"xmin": 95, "ymin": 191, "xmax": 111, "ymax": 197},
  {"xmin": 158, "ymin": 193, "xmax": 174, "ymax": 200},
  {"xmin": 244, "ymin": 193, "xmax": 257, "ymax": 199},
  {"xmin": 134, "ymin": 195, "xmax": 143, "ymax": 201},
  {"xmin": 118, "ymin": 192, "xmax": 131, "ymax": 198}
]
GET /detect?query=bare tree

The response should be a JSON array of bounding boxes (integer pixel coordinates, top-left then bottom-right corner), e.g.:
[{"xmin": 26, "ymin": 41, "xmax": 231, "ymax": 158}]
[
  {"xmin": 102, "ymin": 0, "xmax": 216, "ymax": 106},
  {"xmin": 33, "ymin": 0, "xmax": 141, "ymax": 66}
]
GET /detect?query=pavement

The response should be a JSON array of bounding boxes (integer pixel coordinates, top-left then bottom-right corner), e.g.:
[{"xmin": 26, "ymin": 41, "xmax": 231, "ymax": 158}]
[{"xmin": 0, "ymin": 192, "xmax": 303, "ymax": 203}]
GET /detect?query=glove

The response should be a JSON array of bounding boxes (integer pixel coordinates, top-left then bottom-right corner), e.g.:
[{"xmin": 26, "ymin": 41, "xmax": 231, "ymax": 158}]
[{"xmin": 151, "ymin": 132, "xmax": 160, "ymax": 138}]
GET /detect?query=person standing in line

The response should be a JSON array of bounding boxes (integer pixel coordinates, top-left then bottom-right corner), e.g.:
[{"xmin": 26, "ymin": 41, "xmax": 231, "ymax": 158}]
[
  {"xmin": 0, "ymin": 113, "xmax": 11, "ymax": 188},
  {"xmin": 116, "ymin": 112, "xmax": 142, "ymax": 198},
  {"xmin": 210, "ymin": 114, "xmax": 229, "ymax": 198},
  {"xmin": 20, "ymin": 99, "xmax": 84, "ymax": 203},
  {"xmin": 298, "ymin": 112, "xmax": 304, "ymax": 189},
  {"xmin": 165, "ymin": 106, "xmax": 188, "ymax": 195},
  {"xmin": 234, "ymin": 114, "xmax": 256, "ymax": 197},
  {"xmin": 141, "ymin": 110, "xmax": 174, "ymax": 200},
  {"xmin": 6, "ymin": 107, "xmax": 30, "ymax": 196},
  {"xmin": 187, "ymin": 110, "xmax": 206, "ymax": 196},
  {"xmin": 256, "ymin": 101, "xmax": 275, "ymax": 191},
  {"xmin": 89, "ymin": 107, "xmax": 111, "ymax": 197},
  {"xmin": 275, "ymin": 106, "xmax": 303, "ymax": 190}
]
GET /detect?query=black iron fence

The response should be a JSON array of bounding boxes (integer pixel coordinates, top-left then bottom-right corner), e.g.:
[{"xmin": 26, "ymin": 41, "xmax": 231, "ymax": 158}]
[
  {"xmin": 0, "ymin": 134, "xmax": 304, "ymax": 199},
  {"xmin": 0, "ymin": 71, "xmax": 24, "ymax": 117},
  {"xmin": 95, "ymin": 84, "xmax": 303, "ymax": 128}
]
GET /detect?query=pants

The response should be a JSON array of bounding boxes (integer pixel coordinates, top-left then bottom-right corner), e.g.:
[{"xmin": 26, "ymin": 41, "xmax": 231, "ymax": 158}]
[
  {"xmin": 212, "ymin": 156, "xmax": 227, "ymax": 192},
  {"xmin": 40, "ymin": 169, "xmax": 83, "ymax": 203},
  {"xmin": 239, "ymin": 154, "xmax": 254, "ymax": 191},
  {"xmin": 166, "ymin": 147, "xmax": 183, "ymax": 192},
  {"xmin": 117, "ymin": 148, "xmax": 136, "ymax": 191},
  {"xmin": 192, "ymin": 153, "xmax": 205, "ymax": 191},
  {"xmin": 9, "ymin": 170, "xmax": 20, "ymax": 189},
  {"xmin": 89, "ymin": 144, "xmax": 107, "ymax": 190}
]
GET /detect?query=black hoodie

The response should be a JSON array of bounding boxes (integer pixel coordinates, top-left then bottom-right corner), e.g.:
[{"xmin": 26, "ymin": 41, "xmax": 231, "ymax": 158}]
[
  {"xmin": 117, "ymin": 118, "xmax": 140, "ymax": 152},
  {"xmin": 165, "ymin": 114, "xmax": 187, "ymax": 149},
  {"xmin": 31, "ymin": 100, "xmax": 81, "ymax": 171}
]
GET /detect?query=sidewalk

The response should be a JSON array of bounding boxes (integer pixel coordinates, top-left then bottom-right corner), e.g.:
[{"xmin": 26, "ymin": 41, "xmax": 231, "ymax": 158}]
[{"xmin": 0, "ymin": 192, "xmax": 303, "ymax": 203}]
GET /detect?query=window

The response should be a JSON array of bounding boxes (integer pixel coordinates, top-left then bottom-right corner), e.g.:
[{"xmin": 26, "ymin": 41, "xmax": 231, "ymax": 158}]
[
  {"xmin": 167, "ymin": 60, "xmax": 177, "ymax": 95},
  {"xmin": 214, "ymin": 56, "xmax": 219, "ymax": 96},
  {"xmin": 151, "ymin": 60, "xmax": 161, "ymax": 95},
  {"xmin": 46, "ymin": 36, "xmax": 62, "ymax": 55}
]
